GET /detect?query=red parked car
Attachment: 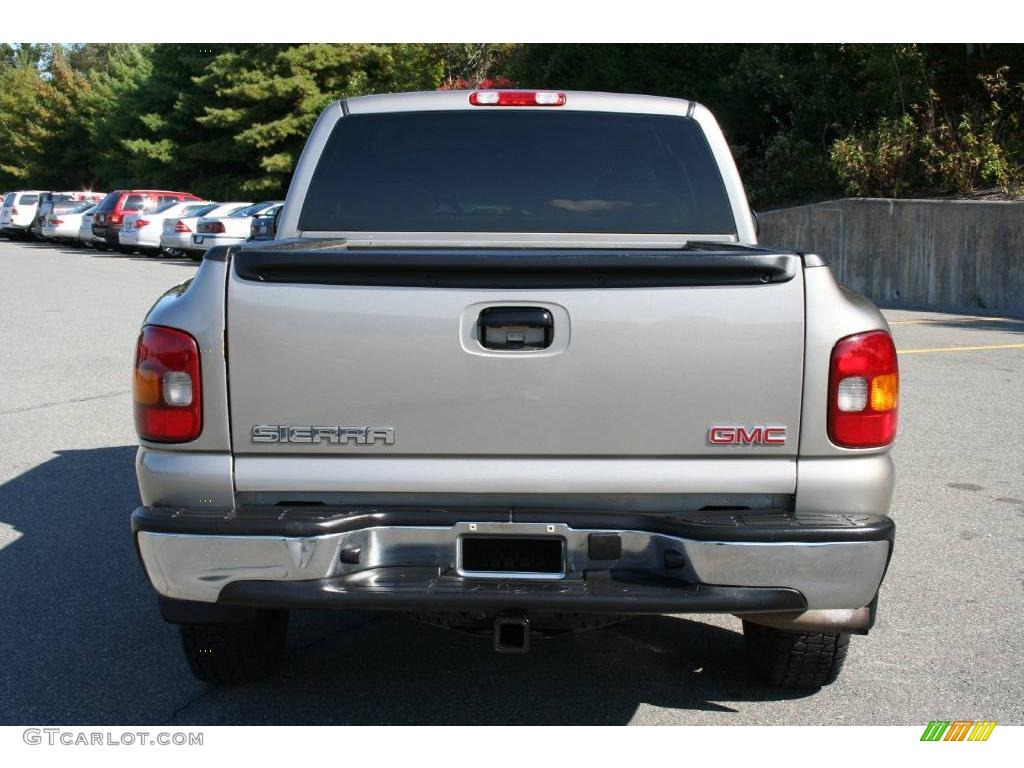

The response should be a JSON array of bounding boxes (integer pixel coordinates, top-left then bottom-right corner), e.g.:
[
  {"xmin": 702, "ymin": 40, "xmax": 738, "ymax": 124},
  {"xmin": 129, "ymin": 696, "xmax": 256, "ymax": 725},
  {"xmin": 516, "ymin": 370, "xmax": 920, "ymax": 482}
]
[{"xmin": 91, "ymin": 189, "xmax": 201, "ymax": 252}]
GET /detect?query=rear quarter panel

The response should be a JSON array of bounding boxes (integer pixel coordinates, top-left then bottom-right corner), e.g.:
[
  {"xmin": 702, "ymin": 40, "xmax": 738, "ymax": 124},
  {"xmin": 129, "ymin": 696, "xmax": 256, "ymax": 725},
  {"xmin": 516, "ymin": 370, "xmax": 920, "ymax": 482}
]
[{"xmin": 795, "ymin": 260, "xmax": 896, "ymax": 515}]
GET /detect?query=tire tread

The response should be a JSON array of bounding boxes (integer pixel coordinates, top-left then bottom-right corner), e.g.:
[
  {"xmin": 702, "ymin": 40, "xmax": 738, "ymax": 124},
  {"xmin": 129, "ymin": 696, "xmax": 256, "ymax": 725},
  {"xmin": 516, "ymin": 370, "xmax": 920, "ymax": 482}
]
[
  {"xmin": 743, "ymin": 620, "xmax": 850, "ymax": 688},
  {"xmin": 180, "ymin": 611, "xmax": 288, "ymax": 684}
]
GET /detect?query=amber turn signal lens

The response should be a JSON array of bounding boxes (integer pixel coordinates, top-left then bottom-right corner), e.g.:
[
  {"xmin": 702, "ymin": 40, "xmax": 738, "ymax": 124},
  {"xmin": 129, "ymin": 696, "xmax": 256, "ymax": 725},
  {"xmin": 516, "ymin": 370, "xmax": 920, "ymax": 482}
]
[
  {"xmin": 133, "ymin": 366, "xmax": 162, "ymax": 405},
  {"xmin": 870, "ymin": 373, "xmax": 899, "ymax": 412}
]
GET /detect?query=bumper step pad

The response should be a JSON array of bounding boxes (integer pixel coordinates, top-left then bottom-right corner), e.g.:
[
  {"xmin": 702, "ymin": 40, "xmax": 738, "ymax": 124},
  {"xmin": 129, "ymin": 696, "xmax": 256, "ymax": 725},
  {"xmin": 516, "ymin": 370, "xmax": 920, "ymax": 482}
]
[{"xmin": 218, "ymin": 566, "xmax": 806, "ymax": 615}]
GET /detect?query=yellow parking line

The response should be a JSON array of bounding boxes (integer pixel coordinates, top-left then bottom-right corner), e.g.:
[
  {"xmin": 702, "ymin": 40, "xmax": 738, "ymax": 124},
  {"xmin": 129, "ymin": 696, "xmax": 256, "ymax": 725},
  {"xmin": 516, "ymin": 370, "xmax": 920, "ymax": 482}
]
[{"xmin": 897, "ymin": 343, "xmax": 1024, "ymax": 354}]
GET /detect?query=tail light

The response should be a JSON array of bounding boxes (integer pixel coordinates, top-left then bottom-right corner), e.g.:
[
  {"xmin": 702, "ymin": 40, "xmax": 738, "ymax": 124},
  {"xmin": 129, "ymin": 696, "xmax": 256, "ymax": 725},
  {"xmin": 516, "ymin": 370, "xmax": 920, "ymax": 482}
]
[
  {"xmin": 470, "ymin": 90, "xmax": 566, "ymax": 107},
  {"xmin": 135, "ymin": 219, "xmax": 149, "ymax": 228},
  {"xmin": 51, "ymin": 218, "xmax": 63, "ymax": 226},
  {"xmin": 133, "ymin": 326, "xmax": 202, "ymax": 443},
  {"xmin": 110, "ymin": 213, "xmax": 122, "ymax": 224},
  {"xmin": 11, "ymin": 206, "xmax": 18, "ymax": 216},
  {"xmin": 174, "ymin": 219, "xmax": 191, "ymax": 233},
  {"xmin": 828, "ymin": 330, "xmax": 899, "ymax": 448},
  {"xmin": 199, "ymin": 221, "xmax": 225, "ymax": 234}
]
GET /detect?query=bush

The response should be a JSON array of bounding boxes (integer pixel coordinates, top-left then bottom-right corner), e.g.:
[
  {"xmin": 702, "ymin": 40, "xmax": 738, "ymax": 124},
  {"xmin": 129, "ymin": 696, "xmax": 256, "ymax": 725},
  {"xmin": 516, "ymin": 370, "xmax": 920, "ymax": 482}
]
[
  {"xmin": 831, "ymin": 68, "xmax": 1024, "ymax": 197},
  {"xmin": 742, "ymin": 130, "xmax": 838, "ymax": 209}
]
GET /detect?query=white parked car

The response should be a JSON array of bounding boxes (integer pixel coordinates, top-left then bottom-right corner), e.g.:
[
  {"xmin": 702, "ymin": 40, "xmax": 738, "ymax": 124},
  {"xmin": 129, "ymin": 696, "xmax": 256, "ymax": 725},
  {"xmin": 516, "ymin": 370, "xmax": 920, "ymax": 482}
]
[
  {"xmin": 41, "ymin": 202, "xmax": 95, "ymax": 243},
  {"xmin": 160, "ymin": 202, "xmax": 251, "ymax": 257},
  {"xmin": 191, "ymin": 201, "xmax": 282, "ymax": 259},
  {"xmin": 33, "ymin": 191, "xmax": 106, "ymax": 238},
  {"xmin": 78, "ymin": 208, "xmax": 103, "ymax": 247},
  {"xmin": 119, "ymin": 200, "xmax": 218, "ymax": 256},
  {"xmin": 0, "ymin": 191, "xmax": 46, "ymax": 238}
]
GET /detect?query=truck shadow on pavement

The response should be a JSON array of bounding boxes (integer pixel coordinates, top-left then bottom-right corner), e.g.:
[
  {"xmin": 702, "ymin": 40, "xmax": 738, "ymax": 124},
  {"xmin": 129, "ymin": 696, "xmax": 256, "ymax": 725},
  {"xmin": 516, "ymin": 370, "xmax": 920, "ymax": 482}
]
[{"xmin": 0, "ymin": 446, "xmax": 813, "ymax": 726}]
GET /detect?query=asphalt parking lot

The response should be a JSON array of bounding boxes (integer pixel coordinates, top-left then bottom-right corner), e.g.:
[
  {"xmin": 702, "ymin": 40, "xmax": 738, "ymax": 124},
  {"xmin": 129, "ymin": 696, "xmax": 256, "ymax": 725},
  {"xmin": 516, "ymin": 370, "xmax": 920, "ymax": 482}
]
[{"xmin": 1, "ymin": 237, "xmax": 1022, "ymax": 726}]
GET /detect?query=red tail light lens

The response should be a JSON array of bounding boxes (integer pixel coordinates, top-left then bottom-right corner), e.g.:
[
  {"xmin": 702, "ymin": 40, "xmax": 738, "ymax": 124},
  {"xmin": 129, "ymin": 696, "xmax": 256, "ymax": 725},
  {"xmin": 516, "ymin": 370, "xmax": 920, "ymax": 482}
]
[
  {"xmin": 199, "ymin": 221, "xmax": 225, "ymax": 234},
  {"xmin": 470, "ymin": 90, "xmax": 566, "ymax": 107},
  {"xmin": 51, "ymin": 218, "xmax": 63, "ymax": 226},
  {"xmin": 11, "ymin": 206, "xmax": 18, "ymax": 215},
  {"xmin": 110, "ymin": 213, "xmax": 122, "ymax": 224},
  {"xmin": 828, "ymin": 330, "xmax": 899, "ymax": 448},
  {"xmin": 174, "ymin": 219, "xmax": 191, "ymax": 233},
  {"xmin": 133, "ymin": 326, "xmax": 202, "ymax": 442},
  {"xmin": 135, "ymin": 219, "xmax": 149, "ymax": 228}
]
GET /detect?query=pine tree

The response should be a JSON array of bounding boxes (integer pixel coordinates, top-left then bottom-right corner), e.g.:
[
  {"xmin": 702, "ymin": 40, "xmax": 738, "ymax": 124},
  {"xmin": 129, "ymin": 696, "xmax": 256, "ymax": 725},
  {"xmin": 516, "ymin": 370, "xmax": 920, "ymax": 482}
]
[
  {"xmin": 194, "ymin": 44, "xmax": 447, "ymax": 197},
  {"xmin": 0, "ymin": 63, "xmax": 43, "ymax": 186}
]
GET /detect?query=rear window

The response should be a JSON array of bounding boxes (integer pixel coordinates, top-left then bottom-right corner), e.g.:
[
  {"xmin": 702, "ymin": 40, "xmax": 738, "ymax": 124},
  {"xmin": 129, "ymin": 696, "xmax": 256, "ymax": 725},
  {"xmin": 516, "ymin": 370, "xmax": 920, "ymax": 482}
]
[
  {"xmin": 216, "ymin": 203, "xmax": 249, "ymax": 216},
  {"xmin": 3, "ymin": 193, "xmax": 14, "ymax": 208},
  {"xmin": 229, "ymin": 202, "xmax": 271, "ymax": 218},
  {"xmin": 68, "ymin": 201, "xmax": 94, "ymax": 214},
  {"xmin": 123, "ymin": 194, "xmax": 153, "ymax": 212},
  {"xmin": 95, "ymin": 191, "xmax": 122, "ymax": 212},
  {"xmin": 256, "ymin": 205, "xmax": 282, "ymax": 218},
  {"xmin": 152, "ymin": 201, "xmax": 180, "ymax": 214},
  {"xmin": 18, "ymin": 194, "xmax": 39, "ymax": 205},
  {"xmin": 185, "ymin": 203, "xmax": 218, "ymax": 217},
  {"xmin": 298, "ymin": 111, "xmax": 736, "ymax": 234}
]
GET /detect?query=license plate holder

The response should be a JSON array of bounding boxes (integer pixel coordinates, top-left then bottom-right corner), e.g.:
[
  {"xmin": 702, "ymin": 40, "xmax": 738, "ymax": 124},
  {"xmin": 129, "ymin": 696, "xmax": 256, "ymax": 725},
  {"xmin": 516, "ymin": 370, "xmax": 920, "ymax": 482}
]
[{"xmin": 459, "ymin": 535, "xmax": 565, "ymax": 578}]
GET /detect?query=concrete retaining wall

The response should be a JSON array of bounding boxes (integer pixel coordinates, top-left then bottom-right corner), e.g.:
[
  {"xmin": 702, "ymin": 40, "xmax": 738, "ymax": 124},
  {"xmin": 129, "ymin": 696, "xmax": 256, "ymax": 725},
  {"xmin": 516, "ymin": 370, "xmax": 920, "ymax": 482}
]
[{"xmin": 757, "ymin": 198, "xmax": 1024, "ymax": 317}]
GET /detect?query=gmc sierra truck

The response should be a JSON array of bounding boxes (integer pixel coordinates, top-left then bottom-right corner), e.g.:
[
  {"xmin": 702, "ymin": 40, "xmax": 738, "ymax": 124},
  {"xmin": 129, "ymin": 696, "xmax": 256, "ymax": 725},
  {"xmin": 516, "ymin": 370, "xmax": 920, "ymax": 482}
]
[{"xmin": 131, "ymin": 90, "xmax": 898, "ymax": 689}]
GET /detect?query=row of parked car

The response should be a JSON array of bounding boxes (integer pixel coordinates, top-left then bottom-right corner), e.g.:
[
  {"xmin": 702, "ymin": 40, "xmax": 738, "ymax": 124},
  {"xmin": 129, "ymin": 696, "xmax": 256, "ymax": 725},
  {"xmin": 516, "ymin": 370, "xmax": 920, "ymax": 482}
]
[{"xmin": 0, "ymin": 188, "xmax": 282, "ymax": 259}]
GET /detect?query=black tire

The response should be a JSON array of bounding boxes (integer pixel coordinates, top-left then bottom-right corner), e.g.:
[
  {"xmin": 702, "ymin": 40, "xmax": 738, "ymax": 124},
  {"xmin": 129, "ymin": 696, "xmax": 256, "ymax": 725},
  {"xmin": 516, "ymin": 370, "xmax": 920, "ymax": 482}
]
[
  {"xmin": 186, "ymin": 250, "xmax": 203, "ymax": 262},
  {"xmin": 742, "ymin": 620, "xmax": 850, "ymax": 689},
  {"xmin": 93, "ymin": 243, "xmax": 109, "ymax": 251},
  {"xmin": 118, "ymin": 244, "xmax": 134, "ymax": 254},
  {"xmin": 179, "ymin": 610, "xmax": 289, "ymax": 684}
]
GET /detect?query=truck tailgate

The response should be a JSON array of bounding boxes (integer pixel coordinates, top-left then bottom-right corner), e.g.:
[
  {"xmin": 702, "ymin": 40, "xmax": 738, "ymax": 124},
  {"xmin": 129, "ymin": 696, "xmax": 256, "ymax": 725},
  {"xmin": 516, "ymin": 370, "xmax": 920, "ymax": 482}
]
[{"xmin": 226, "ymin": 248, "xmax": 804, "ymax": 459}]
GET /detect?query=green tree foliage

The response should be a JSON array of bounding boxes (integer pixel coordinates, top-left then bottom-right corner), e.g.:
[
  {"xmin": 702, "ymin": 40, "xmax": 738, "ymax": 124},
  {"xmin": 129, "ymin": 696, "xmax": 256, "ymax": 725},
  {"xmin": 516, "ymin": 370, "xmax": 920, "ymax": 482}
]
[
  {"xmin": 0, "ymin": 65, "xmax": 42, "ymax": 184},
  {"xmin": 28, "ymin": 46, "xmax": 98, "ymax": 189},
  {"xmin": 832, "ymin": 67, "xmax": 1024, "ymax": 196},
  {"xmin": 79, "ymin": 44, "xmax": 155, "ymax": 187},
  {"xmin": 0, "ymin": 43, "xmax": 1022, "ymax": 206},
  {"xmin": 508, "ymin": 43, "xmax": 934, "ymax": 206},
  {"xmin": 113, "ymin": 44, "xmax": 247, "ymax": 198},
  {"xmin": 193, "ymin": 44, "xmax": 450, "ymax": 197}
]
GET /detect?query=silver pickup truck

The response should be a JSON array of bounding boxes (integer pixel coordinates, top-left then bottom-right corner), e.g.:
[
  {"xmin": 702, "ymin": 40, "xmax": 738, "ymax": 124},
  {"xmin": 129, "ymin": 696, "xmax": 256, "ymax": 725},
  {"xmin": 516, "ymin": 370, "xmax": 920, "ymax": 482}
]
[{"xmin": 131, "ymin": 90, "xmax": 898, "ymax": 689}]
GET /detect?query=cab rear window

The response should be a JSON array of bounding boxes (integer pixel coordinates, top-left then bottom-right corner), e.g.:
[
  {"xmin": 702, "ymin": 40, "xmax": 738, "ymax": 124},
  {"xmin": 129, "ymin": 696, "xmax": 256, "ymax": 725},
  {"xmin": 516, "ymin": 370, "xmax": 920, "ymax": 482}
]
[
  {"xmin": 298, "ymin": 110, "xmax": 736, "ymax": 235},
  {"xmin": 18, "ymin": 194, "xmax": 39, "ymax": 205}
]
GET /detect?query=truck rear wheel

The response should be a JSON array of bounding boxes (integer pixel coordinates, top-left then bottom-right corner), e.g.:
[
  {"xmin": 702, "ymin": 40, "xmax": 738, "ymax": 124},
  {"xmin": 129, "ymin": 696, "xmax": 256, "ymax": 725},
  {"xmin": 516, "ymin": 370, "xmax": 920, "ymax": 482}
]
[
  {"xmin": 742, "ymin": 620, "xmax": 850, "ymax": 688},
  {"xmin": 179, "ymin": 610, "xmax": 288, "ymax": 684}
]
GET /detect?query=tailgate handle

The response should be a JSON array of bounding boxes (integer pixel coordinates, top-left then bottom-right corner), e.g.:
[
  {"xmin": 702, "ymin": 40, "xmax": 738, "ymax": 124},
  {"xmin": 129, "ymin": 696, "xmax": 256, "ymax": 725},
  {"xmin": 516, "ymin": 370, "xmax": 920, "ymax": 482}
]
[{"xmin": 477, "ymin": 307, "xmax": 553, "ymax": 350}]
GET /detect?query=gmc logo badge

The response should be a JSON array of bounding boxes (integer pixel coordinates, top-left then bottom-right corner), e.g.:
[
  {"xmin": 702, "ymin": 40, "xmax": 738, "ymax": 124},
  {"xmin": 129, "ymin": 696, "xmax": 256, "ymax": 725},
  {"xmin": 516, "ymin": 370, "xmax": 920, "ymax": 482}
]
[{"xmin": 708, "ymin": 425, "xmax": 787, "ymax": 446}]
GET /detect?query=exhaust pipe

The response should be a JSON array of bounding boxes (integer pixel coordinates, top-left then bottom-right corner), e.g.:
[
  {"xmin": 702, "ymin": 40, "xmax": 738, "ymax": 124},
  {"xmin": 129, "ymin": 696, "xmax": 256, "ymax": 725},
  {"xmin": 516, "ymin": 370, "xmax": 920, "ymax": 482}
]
[
  {"xmin": 736, "ymin": 607, "xmax": 873, "ymax": 635},
  {"xmin": 494, "ymin": 616, "xmax": 530, "ymax": 653}
]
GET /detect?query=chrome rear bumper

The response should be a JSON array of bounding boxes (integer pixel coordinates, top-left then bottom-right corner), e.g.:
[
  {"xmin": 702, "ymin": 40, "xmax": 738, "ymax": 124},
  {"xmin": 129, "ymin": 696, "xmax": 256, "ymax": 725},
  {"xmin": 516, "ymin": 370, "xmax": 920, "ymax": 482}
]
[{"xmin": 133, "ymin": 507, "xmax": 892, "ymax": 613}]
